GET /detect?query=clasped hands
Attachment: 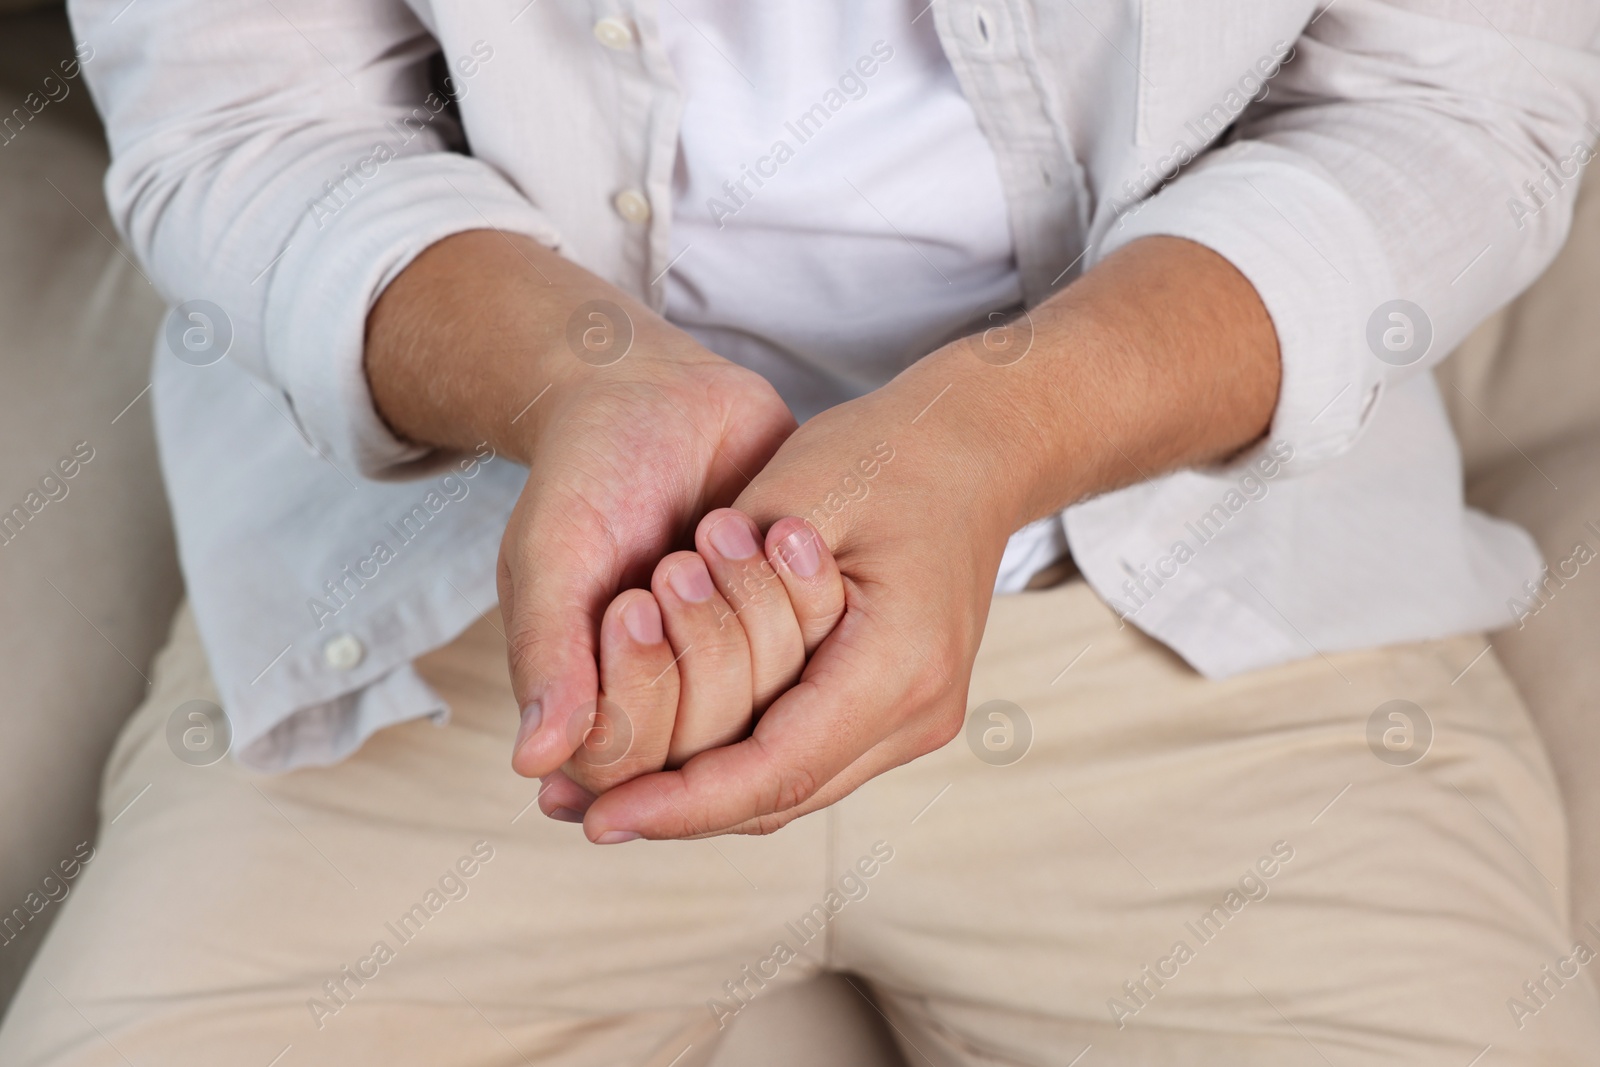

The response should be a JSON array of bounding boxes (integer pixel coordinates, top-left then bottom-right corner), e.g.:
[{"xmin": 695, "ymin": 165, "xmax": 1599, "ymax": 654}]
[
  {"xmin": 363, "ymin": 231, "xmax": 1277, "ymax": 844},
  {"xmin": 504, "ymin": 333, "xmax": 1026, "ymax": 844}
]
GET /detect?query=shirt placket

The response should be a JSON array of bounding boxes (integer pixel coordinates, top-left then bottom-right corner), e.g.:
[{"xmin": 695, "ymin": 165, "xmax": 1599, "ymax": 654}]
[
  {"xmin": 930, "ymin": 0, "xmax": 1088, "ymax": 304},
  {"xmin": 589, "ymin": 0, "xmax": 684, "ymax": 310}
]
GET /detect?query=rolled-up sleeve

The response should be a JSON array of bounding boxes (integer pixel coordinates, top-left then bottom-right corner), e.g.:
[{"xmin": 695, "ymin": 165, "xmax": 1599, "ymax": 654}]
[
  {"xmin": 1096, "ymin": 0, "xmax": 1600, "ymax": 474},
  {"xmin": 71, "ymin": 0, "xmax": 561, "ymax": 476}
]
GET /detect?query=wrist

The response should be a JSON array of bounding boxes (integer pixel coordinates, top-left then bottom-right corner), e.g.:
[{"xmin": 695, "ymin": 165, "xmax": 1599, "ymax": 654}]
[
  {"xmin": 874, "ymin": 341, "xmax": 1059, "ymax": 547},
  {"xmin": 896, "ymin": 336, "xmax": 1081, "ymax": 529},
  {"xmin": 891, "ymin": 236, "xmax": 1280, "ymax": 538},
  {"xmin": 365, "ymin": 229, "xmax": 684, "ymax": 471},
  {"xmin": 511, "ymin": 309, "xmax": 747, "ymax": 468}
]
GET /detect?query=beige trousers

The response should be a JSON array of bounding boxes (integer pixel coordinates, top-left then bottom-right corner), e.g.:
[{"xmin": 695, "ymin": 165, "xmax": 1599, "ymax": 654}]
[{"xmin": 2, "ymin": 580, "xmax": 1596, "ymax": 1066}]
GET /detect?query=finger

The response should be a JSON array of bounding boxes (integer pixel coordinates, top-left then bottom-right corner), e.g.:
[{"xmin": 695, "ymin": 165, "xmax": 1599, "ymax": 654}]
[
  {"xmin": 764, "ymin": 517, "xmax": 845, "ymax": 656},
  {"xmin": 696, "ymin": 508, "xmax": 803, "ymax": 711},
  {"xmin": 584, "ymin": 601, "xmax": 960, "ymax": 841},
  {"xmin": 586, "ymin": 735, "xmax": 910, "ymax": 842},
  {"xmin": 504, "ymin": 489, "xmax": 613, "ymax": 779},
  {"xmin": 652, "ymin": 550, "xmax": 754, "ymax": 767},
  {"xmin": 566, "ymin": 589, "xmax": 680, "ymax": 794},
  {"xmin": 536, "ymin": 769, "xmax": 597, "ymax": 823},
  {"xmin": 684, "ymin": 734, "xmax": 908, "ymax": 837}
]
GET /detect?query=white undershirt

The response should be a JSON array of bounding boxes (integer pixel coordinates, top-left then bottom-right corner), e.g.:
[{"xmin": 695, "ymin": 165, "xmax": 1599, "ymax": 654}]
[{"xmin": 658, "ymin": 2, "xmax": 1065, "ymax": 589}]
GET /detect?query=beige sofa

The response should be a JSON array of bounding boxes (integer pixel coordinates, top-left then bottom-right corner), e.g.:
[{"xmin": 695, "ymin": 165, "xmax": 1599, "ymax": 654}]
[
  {"xmin": 0, "ymin": 2, "xmax": 182, "ymax": 1010},
  {"xmin": 1, "ymin": 4, "xmax": 1595, "ymax": 1063}
]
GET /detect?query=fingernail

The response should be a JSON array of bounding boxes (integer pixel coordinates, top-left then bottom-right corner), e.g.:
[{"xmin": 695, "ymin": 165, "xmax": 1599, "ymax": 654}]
[
  {"xmin": 668, "ymin": 556, "xmax": 715, "ymax": 603},
  {"xmin": 548, "ymin": 806, "xmax": 585, "ymax": 823},
  {"xmin": 595, "ymin": 830, "xmax": 641, "ymax": 844},
  {"xmin": 710, "ymin": 517, "xmax": 760, "ymax": 560},
  {"xmin": 623, "ymin": 596, "xmax": 663, "ymax": 644},
  {"xmin": 515, "ymin": 700, "xmax": 542, "ymax": 752},
  {"xmin": 780, "ymin": 528, "xmax": 821, "ymax": 578}
]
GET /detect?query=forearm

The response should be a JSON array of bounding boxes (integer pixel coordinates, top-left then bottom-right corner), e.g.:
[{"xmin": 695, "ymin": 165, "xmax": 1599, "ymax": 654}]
[
  {"xmin": 364, "ymin": 230, "xmax": 659, "ymax": 465},
  {"xmin": 899, "ymin": 235, "xmax": 1280, "ymax": 532},
  {"xmin": 368, "ymin": 231, "xmax": 1276, "ymax": 541}
]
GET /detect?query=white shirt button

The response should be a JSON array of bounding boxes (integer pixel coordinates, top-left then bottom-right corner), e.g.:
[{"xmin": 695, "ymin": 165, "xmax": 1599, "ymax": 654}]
[
  {"xmin": 323, "ymin": 633, "xmax": 365, "ymax": 670},
  {"xmin": 592, "ymin": 16, "xmax": 635, "ymax": 50},
  {"xmin": 612, "ymin": 188, "xmax": 652, "ymax": 223}
]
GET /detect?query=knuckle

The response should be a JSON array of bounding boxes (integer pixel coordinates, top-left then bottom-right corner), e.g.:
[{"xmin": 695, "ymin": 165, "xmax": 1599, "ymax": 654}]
[
  {"xmin": 903, "ymin": 662, "xmax": 954, "ymax": 710},
  {"xmin": 922, "ymin": 702, "xmax": 966, "ymax": 753},
  {"xmin": 570, "ymin": 748, "xmax": 658, "ymax": 794},
  {"xmin": 575, "ymin": 765, "xmax": 636, "ymax": 795},
  {"xmin": 690, "ymin": 614, "xmax": 749, "ymax": 659},
  {"xmin": 752, "ymin": 611, "xmax": 804, "ymax": 657},
  {"xmin": 504, "ymin": 627, "xmax": 548, "ymax": 684},
  {"xmin": 727, "ymin": 562, "xmax": 782, "ymax": 607},
  {"xmin": 768, "ymin": 763, "xmax": 821, "ymax": 814},
  {"xmin": 709, "ymin": 602, "xmax": 743, "ymax": 635},
  {"xmin": 741, "ymin": 810, "xmax": 794, "ymax": 837},
  {"xmin": 754, "ymin": 653, "xmax": 803, "ymax": 696},
  {"xmin": 562, "ymin": 763, "xmax": 609, "ymax": 796}
]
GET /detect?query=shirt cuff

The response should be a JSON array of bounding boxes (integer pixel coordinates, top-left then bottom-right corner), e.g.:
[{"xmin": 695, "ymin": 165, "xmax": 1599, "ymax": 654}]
[
  {"xmin": 262, "ymin": 154, "xmax": 561, "ymax": 478},
  {"xmin": 1093, "ymin": 141, "xmax": 1397, "ymax": 477},
  {"xmin": 233, "ymin": 661, "xmax": 450, "ymax": 773}
]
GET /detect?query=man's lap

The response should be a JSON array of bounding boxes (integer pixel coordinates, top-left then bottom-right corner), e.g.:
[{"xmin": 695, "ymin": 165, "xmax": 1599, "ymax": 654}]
[
  {"xmin": 1, "ymin": 583, "xmax": 1594, "ymax": 1066},
  {"xmin": 0, "ymin": 606, "xmax": 830, "ymax": 1067},
  {"xmin": 842, "ymin": 582, "xmax": 1599, "ymax": 1063}
]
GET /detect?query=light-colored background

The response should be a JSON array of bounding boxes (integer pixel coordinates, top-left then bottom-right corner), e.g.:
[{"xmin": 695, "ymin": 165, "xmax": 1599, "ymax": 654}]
[{"xmin": 1, "ymin": 4, "xmax": 1596, "ymax": 1063}]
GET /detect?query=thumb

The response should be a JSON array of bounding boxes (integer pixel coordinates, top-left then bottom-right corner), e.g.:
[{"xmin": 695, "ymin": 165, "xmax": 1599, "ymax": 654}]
[{"xmin": 501, "ymin": 507, "xmax": 611, "ymax": 779}]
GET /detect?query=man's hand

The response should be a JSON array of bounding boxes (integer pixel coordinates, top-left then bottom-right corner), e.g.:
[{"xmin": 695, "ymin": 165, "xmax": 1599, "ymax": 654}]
[
  {"xmin": 364, "ymin": 230, "xmax": 802, "ymax": 781},
  {"xmin": 535, "ymin": 510, "xmax": 845, "ymax": 828},
  {"xmin": 573, "ymin": 376, "xmax": 1018, "ymax": 840},
  {"xmin": 574, "ymin": 235, "xmax": 1281, "ymax": 841},
  {"xmin": 492, "ymin": 351, "xmax": 797, "ymax": 779}
]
